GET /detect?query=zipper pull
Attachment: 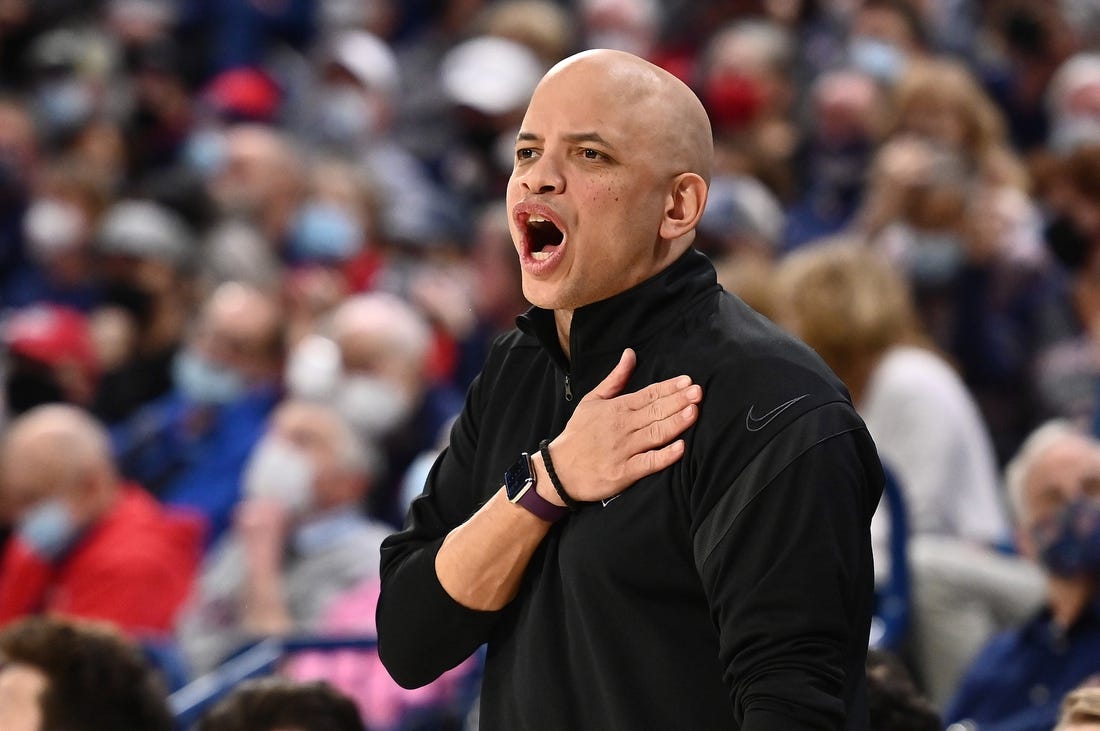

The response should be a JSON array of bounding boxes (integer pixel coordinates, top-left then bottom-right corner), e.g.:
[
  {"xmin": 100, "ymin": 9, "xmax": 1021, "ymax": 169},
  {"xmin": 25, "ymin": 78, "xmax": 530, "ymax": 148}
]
[{"xmin": 564, "ymin": 374, "xmax": 573, "ymax": 401}]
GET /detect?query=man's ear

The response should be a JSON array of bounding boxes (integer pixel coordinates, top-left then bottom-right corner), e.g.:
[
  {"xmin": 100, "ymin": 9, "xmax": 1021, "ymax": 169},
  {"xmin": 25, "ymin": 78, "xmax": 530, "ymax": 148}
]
[{"xmin": 659, "ymin": 173, "xmax": 708, "ymax": 242}]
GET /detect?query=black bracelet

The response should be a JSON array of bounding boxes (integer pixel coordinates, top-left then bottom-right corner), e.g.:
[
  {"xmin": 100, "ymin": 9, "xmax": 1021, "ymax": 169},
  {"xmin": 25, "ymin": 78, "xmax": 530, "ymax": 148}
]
[{"xmin": 539, "ymin": 439, "xmax": 579, "ymax": 511}]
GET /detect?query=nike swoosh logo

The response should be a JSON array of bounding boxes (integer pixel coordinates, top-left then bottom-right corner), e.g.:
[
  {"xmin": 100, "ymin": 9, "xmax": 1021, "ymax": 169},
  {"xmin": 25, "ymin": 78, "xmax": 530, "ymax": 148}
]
[{"xmin": 745, "ymin": 394, "xmax": 810, "ymax": 432}]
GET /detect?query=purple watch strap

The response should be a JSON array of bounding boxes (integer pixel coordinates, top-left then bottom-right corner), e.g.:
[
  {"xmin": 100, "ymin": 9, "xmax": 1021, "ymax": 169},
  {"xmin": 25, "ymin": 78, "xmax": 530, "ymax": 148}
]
[{"xmin": 516, "ymin": 483, "xmax": 568, "ymax": 522}]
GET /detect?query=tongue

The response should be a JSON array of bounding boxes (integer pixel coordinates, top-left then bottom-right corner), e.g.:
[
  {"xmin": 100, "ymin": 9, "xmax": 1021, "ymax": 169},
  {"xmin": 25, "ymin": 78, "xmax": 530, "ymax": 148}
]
[{"xmin": 532, "ymin": 242, "xmax": 561, "ymax": 260}]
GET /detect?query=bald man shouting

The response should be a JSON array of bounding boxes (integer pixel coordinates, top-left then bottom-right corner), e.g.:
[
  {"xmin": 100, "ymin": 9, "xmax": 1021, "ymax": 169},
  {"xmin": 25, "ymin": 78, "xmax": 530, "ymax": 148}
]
[{"xmin": 378, "ymin": 50, "xmax": 884, "ymax": 730}]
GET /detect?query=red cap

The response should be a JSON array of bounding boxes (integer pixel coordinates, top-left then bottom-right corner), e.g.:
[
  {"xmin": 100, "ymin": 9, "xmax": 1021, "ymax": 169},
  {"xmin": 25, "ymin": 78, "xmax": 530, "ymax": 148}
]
[
  {"xmin": 201, "ymin": 67, "xmax": 281, "ymax": 122},
  {"xmin": 4, "ymin": 305, "xmax": 97, "ymax": 377}
]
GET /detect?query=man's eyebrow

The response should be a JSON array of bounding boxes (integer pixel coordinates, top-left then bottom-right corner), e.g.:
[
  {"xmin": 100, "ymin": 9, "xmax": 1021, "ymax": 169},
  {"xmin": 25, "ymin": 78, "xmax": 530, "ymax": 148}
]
[
  {"xmin": 515, "ymin": 131, "xmax": 615, "ymax": 148},
  {"xmin": 563, "ymin": 131, "xmax": 613, "ymax": 148}
]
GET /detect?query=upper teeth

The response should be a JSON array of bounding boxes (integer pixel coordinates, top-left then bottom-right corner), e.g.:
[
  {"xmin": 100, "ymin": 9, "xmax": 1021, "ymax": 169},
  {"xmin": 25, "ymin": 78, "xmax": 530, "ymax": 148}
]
[{"xmin": 529, "ymin": 214, "xmax": 549, "ymax": 223}]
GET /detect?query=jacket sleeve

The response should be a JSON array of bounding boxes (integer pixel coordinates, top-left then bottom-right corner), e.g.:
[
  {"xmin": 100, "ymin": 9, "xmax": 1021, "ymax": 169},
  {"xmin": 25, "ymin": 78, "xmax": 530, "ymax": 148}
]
[
  {"xmin": 691, "ymin": 401, "xmax": 883, "ymax": 729},
  {"xmin": 376, "ymin": 369, "xmax": 502, "ymax": 689}
]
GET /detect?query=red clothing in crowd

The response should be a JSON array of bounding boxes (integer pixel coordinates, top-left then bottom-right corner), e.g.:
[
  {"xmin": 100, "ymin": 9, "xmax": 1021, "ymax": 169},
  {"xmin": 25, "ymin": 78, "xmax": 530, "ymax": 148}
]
[{"xmin": 0, "ymin": 485, "xmax": 205, "ymax": 636}]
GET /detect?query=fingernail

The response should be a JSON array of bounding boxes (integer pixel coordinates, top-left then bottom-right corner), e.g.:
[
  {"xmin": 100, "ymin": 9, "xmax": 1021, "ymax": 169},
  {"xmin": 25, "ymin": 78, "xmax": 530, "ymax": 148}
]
[
  {"xmin": 676, "ymin": 375, "xmax": 691, "ymax": 388},
  {"xmin": 687, "ymin": 385, "xmax": 702, "ymax": 399},
  {"xmin": 681, "ymin": 405, "xmax": 695, "ymax": 420}
]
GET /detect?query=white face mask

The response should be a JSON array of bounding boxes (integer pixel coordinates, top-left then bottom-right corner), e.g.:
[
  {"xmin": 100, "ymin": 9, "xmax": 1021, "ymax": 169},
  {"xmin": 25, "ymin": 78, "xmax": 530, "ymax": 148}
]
[
  {"xmin": 317, "ymin": 84, "xmax": 381, "ymax": 150},
  {"xmin": 284, "ymin": 335, "xmax": 343, "ymax": 401},
  {"xmin": 23, "ymin": 198, "xmax": 86, "ymax": 262},
  {"xmin": 242, "ymin": 437, "xmax": 316, "ymax": 514},
  {"xmin": 337, "ymin": 374, "xmax": 413, "ymax": 440}
]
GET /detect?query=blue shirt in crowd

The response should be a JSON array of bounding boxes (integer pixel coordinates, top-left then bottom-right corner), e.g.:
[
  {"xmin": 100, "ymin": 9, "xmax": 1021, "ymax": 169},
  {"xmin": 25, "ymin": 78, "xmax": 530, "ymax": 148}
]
[
  {"xmin": 944, "ymin": 597, "xmax": 1100, "ymax": 731},
  {"xmin": 111, "ymin": 385, "xmax": 279, "ymax": 546}
]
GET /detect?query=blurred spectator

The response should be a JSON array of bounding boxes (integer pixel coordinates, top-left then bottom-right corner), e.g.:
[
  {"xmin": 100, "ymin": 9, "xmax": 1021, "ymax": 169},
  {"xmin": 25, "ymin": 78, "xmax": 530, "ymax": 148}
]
[
  {"xmin": 866, "ymin": 648, "xmax": 941, "ymax": 731},
  {"xmin": 702, "ymin": 172, "xmax": 784, "ymax": 314},
  {"xmin": 1056, "ymin": 683, "xmax": 1100, "ymax": 731},
  {"xmin": 0, "ymin": 404, "xmax": 203, "ymax": 635},
  {"xmin": 284, "ymin": 293, "xmax": 462, "ymax": 526},
  {"xmin": 287, "ymin": 157, "xmax": 374, "ymax": 271},
  {"xmin": 174, "ymin": 0, "xmax": 317, "ymax": 82},
  {"xmin": 25, "ymin": 27, "xmax": 114, "ymax": 154},
  {"xmin": 478, "ymin": 0, "xmax": 575, "ymax": 66},
  {"xmin": 1032, "ymin": 145, "xmax": 1100, "ymax": 429},
  {"xmin": 438, "ymin": 34, "xmax": 543, "ymax": 215},
  {"xmin": 771, "ymin": 241, "xmax": 1045, "ymax": 705},
  {"xmin": 1, "ymin": 304, "xmax": 98, "ymax": 420},
  {"xmin": 305, "ymin": 28, "xmax": 459, "ymax": 251},
  {"xmin": 90, "ymin": 198, "xmax": 196, "ymax": 424},
  {"xmin": 860, "ymin": 58, "xmax": 1054, "ymax": 462},
  {"xmin": 982, "ymin": 0, "xmax": 1078, "ymax": 152},
  {"xmin": 3, "ymin": 160, "xmax": 109, "ymax": 312},
  {"xmin": 1046, "ymin": 52, "xmax": 1100, "ymax": 155},
  {"xmin": 945, "ymin": 421, "xmax": 1100, "ymax": 731},
  {"xmin": 196, "ymin": 676, "xmax": 367, "ymax": 731},
  {"xmin": 579, "ymin": 0, "xmax": 660, "ymax": 60},
  {"xmin": 176, "ymin": 399, "xmax": 389, "ymax": 675},
  {"xmin": 206, "ymin": 123, "xmax": 304, "ymax": 256},
  {"xmin": 111, "ymin": 281, "xmax": 283, "ymax": 543},
  {"xmin": 845, "ymin": 0, "xmax": 929, "ymax": 87},
  {"xmin": 782, "ymin": 67, "xmax": 882, "ymax": 251},
  {"xmin": 0, "ymin": 615, "xmax": 175, "ymax": 731},
  {"xmin": 699, "ymin": 17, "xmax": 799, "ymax": 199},
  {"xmin": 286, "ymin": 571, "xmax": 477, "ymax": 731}
]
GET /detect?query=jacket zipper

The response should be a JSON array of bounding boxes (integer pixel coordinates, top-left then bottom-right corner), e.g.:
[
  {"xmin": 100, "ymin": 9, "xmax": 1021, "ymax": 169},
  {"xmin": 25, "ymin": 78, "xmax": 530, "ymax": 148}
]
[{"xmin": 564, "ymin": 374, "xmax": 573, "ymax": 401}]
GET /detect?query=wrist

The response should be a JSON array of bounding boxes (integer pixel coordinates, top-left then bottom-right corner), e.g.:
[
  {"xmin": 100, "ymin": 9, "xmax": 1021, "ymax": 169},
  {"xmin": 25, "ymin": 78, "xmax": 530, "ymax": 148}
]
[
  {"xmin": 530, "ymin": 452, "xmax": 566, "ymax": 508},
  {"xmin": 539, "ymin": 439, "xmax": 580, "ymax": 511}
]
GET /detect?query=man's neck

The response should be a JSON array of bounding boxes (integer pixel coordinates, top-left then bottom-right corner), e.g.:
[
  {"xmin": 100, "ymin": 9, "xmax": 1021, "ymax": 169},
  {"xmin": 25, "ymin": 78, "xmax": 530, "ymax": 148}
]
[
  {"xmin": 554, "ymin": 309, "xmax": 574, "ymax": 360},
  {"xmin": 1048, "ymin": 575, "xmax": 1096, "ymax": 629}
]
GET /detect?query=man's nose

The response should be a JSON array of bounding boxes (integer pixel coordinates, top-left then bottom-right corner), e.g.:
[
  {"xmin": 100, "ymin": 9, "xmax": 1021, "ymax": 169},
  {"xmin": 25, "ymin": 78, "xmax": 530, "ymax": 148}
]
[{"xmin": 521, "ymin": 155, "xmax": 564, "ymax": 194}]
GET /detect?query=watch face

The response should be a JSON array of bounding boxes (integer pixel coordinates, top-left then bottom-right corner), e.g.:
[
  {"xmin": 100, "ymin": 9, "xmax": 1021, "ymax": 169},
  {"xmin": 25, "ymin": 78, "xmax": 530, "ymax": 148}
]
[{"xmin": 504, "ymin": 452, "xmax": 534, "ymax": 501}]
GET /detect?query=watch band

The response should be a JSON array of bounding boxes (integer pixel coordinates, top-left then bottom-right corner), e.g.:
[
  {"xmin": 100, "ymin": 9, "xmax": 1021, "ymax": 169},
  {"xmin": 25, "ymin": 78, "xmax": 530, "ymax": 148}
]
[{"xmin": 504, "ymin": 452, "xmax": 568, "ymax": 522}]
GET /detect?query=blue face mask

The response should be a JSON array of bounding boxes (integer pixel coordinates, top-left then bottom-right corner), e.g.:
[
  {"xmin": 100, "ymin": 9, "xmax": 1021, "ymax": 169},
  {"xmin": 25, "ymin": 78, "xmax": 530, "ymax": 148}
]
[
  {"xmin": 173, "ymin": 349, "xmax": 247, "ymax": 405},
  {"xmin": 182, "ymin": 127, "xmax": 228, "ymax": 178},
  {"xmin": 849, "ymin": 37, "xmax": 907, "ymax": 84},
  {"xmin": 35, "ymin": 78, "xmax": 95, "ymax": 135},
  {"xmin": 1032, "ymin": 496, "xmax": 1100, "ymax": 579},
  {"xmin": 17, "ymin": 499, "xmax": 80, "ymax": 561},
  {"xmin": 906, "ymin": 229, "xmax": 966, "ymax": 287},
  {"xmin": 288, "ymin": 201, "xmax": 363, "ymax": 263}
]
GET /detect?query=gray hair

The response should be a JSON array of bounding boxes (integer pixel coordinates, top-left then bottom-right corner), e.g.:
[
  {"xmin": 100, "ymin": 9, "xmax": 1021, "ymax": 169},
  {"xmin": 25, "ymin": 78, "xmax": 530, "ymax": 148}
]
[{"xmin": 1004, "ymin": 419, "xmax": 1081, "ymax": 523}]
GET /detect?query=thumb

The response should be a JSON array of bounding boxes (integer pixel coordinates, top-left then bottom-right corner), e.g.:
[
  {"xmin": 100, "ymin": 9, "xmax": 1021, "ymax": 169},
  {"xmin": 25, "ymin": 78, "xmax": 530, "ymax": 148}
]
[{"xmin": 586, "ymin": 348, "xmax": 636, "ymax": 401}]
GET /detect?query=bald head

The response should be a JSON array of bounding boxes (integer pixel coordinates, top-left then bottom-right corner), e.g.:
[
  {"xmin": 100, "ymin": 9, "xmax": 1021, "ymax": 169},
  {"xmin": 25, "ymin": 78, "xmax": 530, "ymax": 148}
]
[
  {"xmin": 541, "ymin": 50, "xmax": 714, "ymax": 184},
  {"xmin": 0, "ymin": 405, "xmax": 117, "ymax": 521}
]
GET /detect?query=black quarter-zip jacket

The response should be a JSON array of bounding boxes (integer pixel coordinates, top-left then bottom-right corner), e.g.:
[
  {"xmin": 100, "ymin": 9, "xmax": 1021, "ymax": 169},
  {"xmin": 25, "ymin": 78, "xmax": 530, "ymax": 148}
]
[{"xmin": 378, "ymin": 249, "xmax": 884, "ymax": 730}]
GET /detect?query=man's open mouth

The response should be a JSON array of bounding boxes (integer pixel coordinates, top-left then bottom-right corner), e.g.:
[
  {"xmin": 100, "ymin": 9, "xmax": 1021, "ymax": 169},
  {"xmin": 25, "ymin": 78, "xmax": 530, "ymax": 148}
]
[{"xmin": 526, "ymin": 214, "xmax": 564, "ymax": 260}]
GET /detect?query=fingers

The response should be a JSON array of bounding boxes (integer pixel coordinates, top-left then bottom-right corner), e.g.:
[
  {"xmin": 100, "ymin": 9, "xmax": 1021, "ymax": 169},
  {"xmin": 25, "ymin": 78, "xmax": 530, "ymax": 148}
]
[
  {"xmin": 586, "ymin": 348, "xmax": 637, "ymax": 401},
  {"xmin": 629, "ymin": 400, "xmax": 699, "ymax": 455},
  {"xmin": 623, "ymin": 440, "xmax": 687, "ymax": 484},
  {"xmin": 622, "ymin": 374, "xmax": 698, "ymax": 411}
]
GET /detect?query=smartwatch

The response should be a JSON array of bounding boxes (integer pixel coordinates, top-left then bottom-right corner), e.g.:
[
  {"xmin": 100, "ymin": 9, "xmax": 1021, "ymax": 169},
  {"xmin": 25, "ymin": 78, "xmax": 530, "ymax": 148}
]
[{"xmin": 504, "ymin": 452, "xmax": 568, "ymax": 522}]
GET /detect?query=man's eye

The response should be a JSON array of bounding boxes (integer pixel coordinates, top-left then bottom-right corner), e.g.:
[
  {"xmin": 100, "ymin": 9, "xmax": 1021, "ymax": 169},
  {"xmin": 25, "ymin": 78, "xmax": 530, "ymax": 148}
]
[
  {"xmin": 581, "ymin": 148, "xmax": 602, "ymax": 160},
  {"xmin": 516, "ymin": 148, "xmax": 537, "ymax": 160}
]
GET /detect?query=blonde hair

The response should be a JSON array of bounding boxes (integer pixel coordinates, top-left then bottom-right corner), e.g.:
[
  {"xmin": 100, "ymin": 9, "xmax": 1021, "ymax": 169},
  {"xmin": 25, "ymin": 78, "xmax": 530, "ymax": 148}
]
[
  {"xmin": 887, "ymin": 58, "xmax": 1027, "ymax": 189},
  {"xmin": 1056, "ymin": 685, "xmax": 1100, "ymax": 730},
  {"xmin": 771, "ymin": 239, "xmax": 923, "ymax": 390}
]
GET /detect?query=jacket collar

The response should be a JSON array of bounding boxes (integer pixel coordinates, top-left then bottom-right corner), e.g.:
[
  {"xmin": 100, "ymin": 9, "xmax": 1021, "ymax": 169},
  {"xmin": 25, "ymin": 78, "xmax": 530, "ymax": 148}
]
[{"xmin": 516, "ymin": 248, "xmax": 719, "ymax": 369}]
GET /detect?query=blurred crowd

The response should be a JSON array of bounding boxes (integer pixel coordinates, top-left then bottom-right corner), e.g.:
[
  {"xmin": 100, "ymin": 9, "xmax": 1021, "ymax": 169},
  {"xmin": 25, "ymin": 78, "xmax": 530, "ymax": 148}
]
[{"xmin": 2, "ymin": 0, "xmax": 1100, "ymax": 729}]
